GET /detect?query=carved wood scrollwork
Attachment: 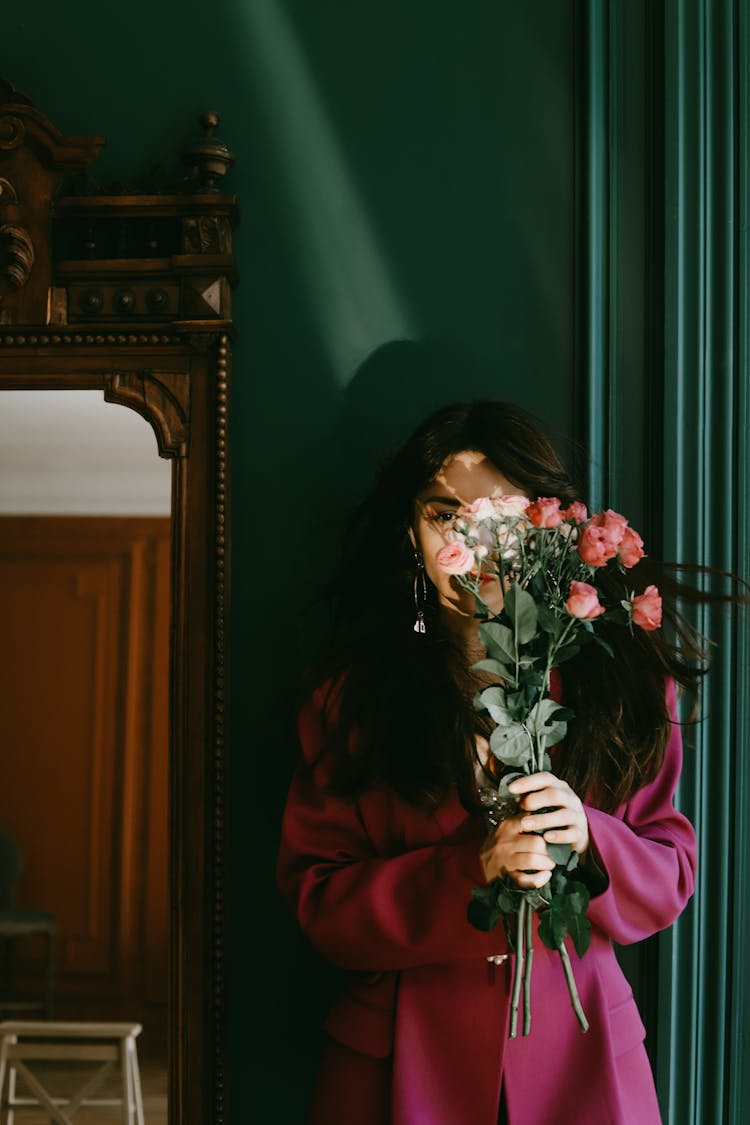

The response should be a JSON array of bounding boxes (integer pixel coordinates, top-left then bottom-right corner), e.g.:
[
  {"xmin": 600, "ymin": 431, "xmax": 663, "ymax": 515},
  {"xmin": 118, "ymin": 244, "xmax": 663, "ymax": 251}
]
[
  {"xmin": 0, "ymin": 176, "xmax": 34, "ymax": 295},
  {"xmin": 104, "ymin": 369, "xmax": 190, "ymax": 458},
  {"xmin": 0, "ymin": 221, "xmax": 34, "ymax": 288}
]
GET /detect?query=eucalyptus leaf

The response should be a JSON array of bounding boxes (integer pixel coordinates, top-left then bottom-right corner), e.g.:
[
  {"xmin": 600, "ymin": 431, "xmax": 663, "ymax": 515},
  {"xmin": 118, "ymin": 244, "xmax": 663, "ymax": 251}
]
[
  {"xmin": 527, "ymin": 698, "xmax": 569, "ymax": 746},
  {"xmin": 490, "ymin": 723, "xmax": 533, "ymax": 766},
  {"xmin": 477, "ymin": 685, "xmax": 515, "ymax": 726},
  {"xmin": 496, "ymin": 770, "xmax": 526, "ymax": 799},
  {"xmin": 504, "ymin": 582, "xmax": 539, "ymax": 645}
]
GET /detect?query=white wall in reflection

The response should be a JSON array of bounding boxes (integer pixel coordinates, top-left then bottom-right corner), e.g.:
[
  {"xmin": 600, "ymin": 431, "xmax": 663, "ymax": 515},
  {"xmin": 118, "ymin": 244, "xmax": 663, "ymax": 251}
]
[{"xmin": 0, "ymin": 390, "xmax": 171, "ymax": 514}]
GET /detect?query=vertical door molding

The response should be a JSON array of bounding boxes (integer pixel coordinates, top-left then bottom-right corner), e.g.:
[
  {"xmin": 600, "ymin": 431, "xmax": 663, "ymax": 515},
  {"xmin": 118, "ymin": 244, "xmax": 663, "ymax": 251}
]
[
  {"xmin": 661, "ymin": 3, "xmax": 748, "ymax": 1123},
  {"xmin": 577, "ymin": 1, "xmax": 664, "ymax": 527},
  {"xmin": 576, "ymin": 0, "xmax": 666, "ymax": 1070}
]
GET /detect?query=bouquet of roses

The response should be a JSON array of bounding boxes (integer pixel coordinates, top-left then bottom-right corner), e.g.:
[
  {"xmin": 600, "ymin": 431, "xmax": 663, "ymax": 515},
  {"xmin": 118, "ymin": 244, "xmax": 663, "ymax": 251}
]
[{"xmin": 435, "ymin": 496, "xmax": 662, "ymax": 1037}]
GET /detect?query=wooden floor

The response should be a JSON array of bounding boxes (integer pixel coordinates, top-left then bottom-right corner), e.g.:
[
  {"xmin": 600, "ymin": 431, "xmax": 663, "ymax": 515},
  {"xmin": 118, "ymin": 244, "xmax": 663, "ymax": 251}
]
[{"xmin": 0, "ymin": 1044, "xmax": 167, "ymax": 1123}]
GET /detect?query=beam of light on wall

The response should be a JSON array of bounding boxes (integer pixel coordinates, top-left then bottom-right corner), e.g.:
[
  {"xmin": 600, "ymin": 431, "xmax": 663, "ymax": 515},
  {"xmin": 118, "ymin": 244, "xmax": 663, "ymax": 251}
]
[{"xmin": 238, "ymin": 0, "xmax": 414, "ymax": 385}]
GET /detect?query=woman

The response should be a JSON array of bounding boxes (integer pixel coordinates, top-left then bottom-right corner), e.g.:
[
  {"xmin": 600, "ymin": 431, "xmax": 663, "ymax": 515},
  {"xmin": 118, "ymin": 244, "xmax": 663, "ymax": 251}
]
[{"xmin": 277, "ymin": 400, "xmax": 702, "ymax": 1125}]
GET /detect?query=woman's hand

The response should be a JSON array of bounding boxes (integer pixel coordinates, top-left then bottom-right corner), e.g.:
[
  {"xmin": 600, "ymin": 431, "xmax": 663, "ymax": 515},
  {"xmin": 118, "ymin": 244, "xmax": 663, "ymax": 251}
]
[
  {"xmin": 480, "ymin": 771, "xmax": 590, "ymax": 890},
  {"xmin": 480, "ymin": 813, "xmax": 556, "ymax": 889},
  {"xmin": 508, "ymin": 772, "xmax": 590, "ymax": 858}
]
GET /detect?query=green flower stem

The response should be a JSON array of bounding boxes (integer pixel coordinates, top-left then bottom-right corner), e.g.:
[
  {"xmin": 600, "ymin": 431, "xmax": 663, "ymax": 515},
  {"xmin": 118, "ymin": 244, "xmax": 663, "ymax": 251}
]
[
  {"xmin": 556, "ymin": 939, "xmax": 590, "ymax": 1033},
  {"xmin": 509, "ymin": 898, "xmax": 527, "ymax": 1039},
  {"xmin": 523, "ymin": 896, "xmax": 534, "ymax": 1036}
]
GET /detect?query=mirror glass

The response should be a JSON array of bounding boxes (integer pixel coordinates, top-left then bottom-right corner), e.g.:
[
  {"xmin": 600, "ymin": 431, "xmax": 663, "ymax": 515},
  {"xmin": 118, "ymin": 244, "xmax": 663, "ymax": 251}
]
[{"xmin": 0, "ymin": 390, "xmax": 171, "ymax": 1121}]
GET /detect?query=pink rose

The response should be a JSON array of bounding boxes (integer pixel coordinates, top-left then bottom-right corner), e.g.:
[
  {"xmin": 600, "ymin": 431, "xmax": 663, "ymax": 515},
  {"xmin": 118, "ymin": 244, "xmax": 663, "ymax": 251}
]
[
  {"xmin": 590, "ymin": 509, "xmax": 628, "ymax": 547},
  {"xmin": 565, "ymin": 580, "xmax": 606, "ymax": 620},
  {"xmin": 577, "ymin": 524, "xmax": 618, "ymax": 567},
  {"xmin": 526, "ymin": 497, "xmax": 563, "ymax": 528},
  {"xmin": 631, "ymin": 585, "xmax": 662, "ymax": 630},
  {"xmin": 491, "ymin": 495, "xmax": 530, "ymax": 517},
  {"xmin": 435, "ymin": 542, "xmax": 475, "ymax": 575},
  {"xmin": 461, "ymin": 496, "xmax": 502, "ymax": 521},
  {"xmin": 618, "ymin": 526, "xmax": 645, "ymax": 568},
  {"xmin": 563, "ymin": 501, "xmax": 588, "ymax": 523}
]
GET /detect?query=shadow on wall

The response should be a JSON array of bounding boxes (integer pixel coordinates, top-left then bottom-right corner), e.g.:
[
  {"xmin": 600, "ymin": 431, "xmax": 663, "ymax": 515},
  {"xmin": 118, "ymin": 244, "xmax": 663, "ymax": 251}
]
[
  {"xmin": 261, "ymin": 337, "xmax": 585, "ymax": 1124},
  {"xmin": 294, "ymin": 335, "xmax": 582, "ymax": 666}
]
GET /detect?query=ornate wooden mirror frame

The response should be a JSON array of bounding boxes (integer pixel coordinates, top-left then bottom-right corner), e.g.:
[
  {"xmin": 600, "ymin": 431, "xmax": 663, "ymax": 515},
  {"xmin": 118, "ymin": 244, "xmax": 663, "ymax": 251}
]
[{"xmin": 0, "ymin": 80, "xmax": 235, "ymax": 1124}]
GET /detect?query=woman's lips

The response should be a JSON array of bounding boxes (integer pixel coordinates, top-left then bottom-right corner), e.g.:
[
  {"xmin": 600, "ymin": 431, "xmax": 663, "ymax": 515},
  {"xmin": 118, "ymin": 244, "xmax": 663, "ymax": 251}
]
[{"xmin": 470, "ymin": 571, "xmax": 498, "ymax": 586}]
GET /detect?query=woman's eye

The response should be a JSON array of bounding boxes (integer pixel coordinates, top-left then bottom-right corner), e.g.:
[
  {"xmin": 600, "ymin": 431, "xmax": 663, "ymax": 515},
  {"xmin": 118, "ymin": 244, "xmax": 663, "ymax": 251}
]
[{"xmin": 431, "ymin": 511, "xmax": 456, "ymax": 523}]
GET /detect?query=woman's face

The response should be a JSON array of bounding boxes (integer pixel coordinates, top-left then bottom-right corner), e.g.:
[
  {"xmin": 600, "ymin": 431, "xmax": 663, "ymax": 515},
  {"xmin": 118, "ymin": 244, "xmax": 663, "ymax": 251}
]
[{"xmin": 412, "ymin": 450, "xmax": 525, "ymax": 619}]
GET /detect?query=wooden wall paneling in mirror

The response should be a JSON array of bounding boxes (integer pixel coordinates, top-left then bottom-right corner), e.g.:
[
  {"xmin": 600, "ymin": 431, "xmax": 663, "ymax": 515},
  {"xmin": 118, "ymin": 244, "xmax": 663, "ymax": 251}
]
[{"xmin": 0, "ymin": 78, "xmax": 236, "ymax": 1125}]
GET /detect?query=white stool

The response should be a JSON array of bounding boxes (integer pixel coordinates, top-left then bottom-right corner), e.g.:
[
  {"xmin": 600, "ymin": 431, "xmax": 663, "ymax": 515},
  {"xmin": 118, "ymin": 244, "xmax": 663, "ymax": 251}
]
[{"xmin": 0, "ymin": 1021, "xmax": 144, "ymax": 1124}]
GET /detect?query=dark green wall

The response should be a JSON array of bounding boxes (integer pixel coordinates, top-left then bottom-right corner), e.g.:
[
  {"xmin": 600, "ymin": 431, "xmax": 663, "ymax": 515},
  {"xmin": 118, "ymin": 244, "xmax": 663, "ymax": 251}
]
[{"xmin": 6, "ymin": 4, "xmax": 578, "ymax": 1120}]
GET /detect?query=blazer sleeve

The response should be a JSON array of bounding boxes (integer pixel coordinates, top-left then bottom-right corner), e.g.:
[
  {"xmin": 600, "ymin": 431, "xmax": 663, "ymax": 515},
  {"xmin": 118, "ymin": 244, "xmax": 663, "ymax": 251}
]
[
  {"xmin": 276, "ymin": 687, "xmax": 505, "ymax": 972},
  {"xmin": 583, "ymin": 677, "xmax": 697, "ymax": 945}
]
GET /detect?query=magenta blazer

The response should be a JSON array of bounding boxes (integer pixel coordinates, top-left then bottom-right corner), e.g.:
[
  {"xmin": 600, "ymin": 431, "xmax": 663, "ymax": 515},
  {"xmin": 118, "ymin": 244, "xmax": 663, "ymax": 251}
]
[{"xmin": 277, "ymin": 678, "xmax": 696, "ymax": 1124}]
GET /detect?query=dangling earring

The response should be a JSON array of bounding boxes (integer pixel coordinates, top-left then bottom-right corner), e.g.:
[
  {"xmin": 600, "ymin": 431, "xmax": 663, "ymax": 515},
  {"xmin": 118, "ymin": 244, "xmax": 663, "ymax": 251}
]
[{"xmin": 413, "ymin": 548, "xmax": 427, "ymax": 633}]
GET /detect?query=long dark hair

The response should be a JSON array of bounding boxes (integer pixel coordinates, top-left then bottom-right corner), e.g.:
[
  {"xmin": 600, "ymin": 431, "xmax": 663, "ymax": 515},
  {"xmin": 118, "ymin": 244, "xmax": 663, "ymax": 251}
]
[{"xmin": 309, "ymin": 400, "xmax": 726, "ymax": 814}]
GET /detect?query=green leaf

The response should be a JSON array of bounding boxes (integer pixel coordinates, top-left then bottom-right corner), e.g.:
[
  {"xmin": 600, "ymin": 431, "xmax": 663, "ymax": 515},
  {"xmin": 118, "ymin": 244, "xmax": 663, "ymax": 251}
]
[
  {"xmin": 554, "ymin": 643, "xmax": 581, "ymax": 664},
  {"xmin": 472, "ymin": 658, "xmax": 514, "ymax": 683},
  {"xmin": 560, "ymin": 890, "xmax": 587, "ymax": 916},
  {"xmin": 567, "ymin": 911, "xmax": 591, "ymax": 957},
  {"xmin": 477, "ymin": 685, "xmax": 514, "ymax": 726},
  {"xmin": 527, "ymin": 698, "xmax": 569, "ymax": 746},
  {"xmin": 480, "ymin": 620, "xmax": 516, "ymax": 664},
  {"xmin": 545, "ymin": 841, "xmax": 573, "ymax": 866},
  {"xmin": 504, "ymin": 582, "xmax": 539, "ymax": 645},
  {"xmin": 467, "ymin": 884, "xmax": 502, "ymax": 931},
  {"xmin": 592, "ymin": 633, "xmax": 616, "ymax": 658},
  {"xmin": 496, "ymin": 770, "xmax": 526, "ymax": 799},
  {"xmin": 536, "ymin": 601, "xmax": 562, "ymax": 636},
  {"xmin": 551, "ymin": 912, "xmax": 568, "ymax": 947},
  {"xmin": 489, "ymin": 723, "xmax": 533, "ymax": 766},
  {"xmin": 549, "ymin": 705, "xmax": 576, "ymax": 722},
  {"xmin": 467, "ymin": 897, "xmax": 501, "ymax": 931}
]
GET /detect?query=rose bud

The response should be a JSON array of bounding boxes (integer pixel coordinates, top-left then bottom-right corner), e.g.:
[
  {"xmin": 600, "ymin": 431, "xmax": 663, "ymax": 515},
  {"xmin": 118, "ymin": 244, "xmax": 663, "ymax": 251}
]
[
  {"xmin": 619, "ymin": 526, "xmax": 646, "ymax": 568},
  {"xmin": 565, "ymin": 580, "xmax": 606, "ymax": 620},
  {"xmin": 631, "ymin": 585, "xmax": 662, "ymax": 630}
]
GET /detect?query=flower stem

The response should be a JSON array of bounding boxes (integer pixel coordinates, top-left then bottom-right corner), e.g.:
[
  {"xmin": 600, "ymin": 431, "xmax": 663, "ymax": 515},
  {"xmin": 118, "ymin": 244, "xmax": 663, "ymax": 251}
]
[
  {"xmin": 523, "ymin": 897, "xmax": 534, "ymax": 1035},
  {"xmin": 556, "ymin": 939, "xmax": 589, "ymax": 1033},
  {"xmin": 509, "ymin": 899, "xmax": 526, "ymax": 1039}
]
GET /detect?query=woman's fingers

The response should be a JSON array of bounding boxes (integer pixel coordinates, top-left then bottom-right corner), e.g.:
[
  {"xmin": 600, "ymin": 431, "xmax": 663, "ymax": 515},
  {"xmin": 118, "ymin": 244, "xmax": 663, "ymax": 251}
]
[
  {"xmin": 506, "ymin": 772, "xmax": 590, "ymax": 856},
  {"xmin": 481, "ymin": 818, "xmax": 557, "ymax": 883}
]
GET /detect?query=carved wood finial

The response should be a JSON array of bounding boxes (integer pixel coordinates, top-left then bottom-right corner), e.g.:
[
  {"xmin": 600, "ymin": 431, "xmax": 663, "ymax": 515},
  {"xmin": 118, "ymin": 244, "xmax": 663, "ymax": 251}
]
[
  {"xmin": 0, "ymin": 78, "xmax": 33, "ymax": 107},
  {"xmin": 182, "ymin": 111, "xmax": 235, "ymax": 194}
]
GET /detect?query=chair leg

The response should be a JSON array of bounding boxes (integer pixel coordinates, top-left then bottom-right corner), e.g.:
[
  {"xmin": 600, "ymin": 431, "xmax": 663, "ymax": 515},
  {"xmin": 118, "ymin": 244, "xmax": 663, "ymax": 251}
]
[
  {"xmin": 2, "ymin": 940, "xmax": 16, "ymax": 1007},
  {"xmin": 6, "ymin": 1066, "xmax": 15, "ymax": 1125},
  {"xmin": 127, "ymin": 1036, "xmax": 144, "ymax": 1125},
  {"xmin": 0, "ymin": 1034, "xmax": 9, "ymax": 1125}
]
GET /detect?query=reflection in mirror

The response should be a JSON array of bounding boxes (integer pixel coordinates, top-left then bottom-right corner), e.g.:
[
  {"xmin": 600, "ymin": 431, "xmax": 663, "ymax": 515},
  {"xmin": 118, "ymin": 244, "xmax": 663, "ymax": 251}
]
[{"xmin": 0, "ymin": 390, "xmax": 171, "ymax": 1121}]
